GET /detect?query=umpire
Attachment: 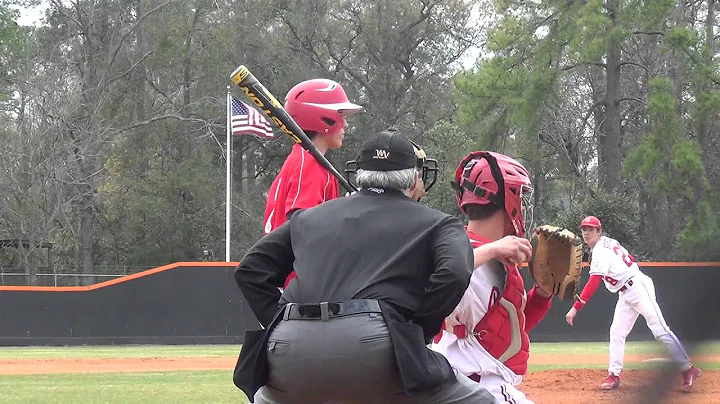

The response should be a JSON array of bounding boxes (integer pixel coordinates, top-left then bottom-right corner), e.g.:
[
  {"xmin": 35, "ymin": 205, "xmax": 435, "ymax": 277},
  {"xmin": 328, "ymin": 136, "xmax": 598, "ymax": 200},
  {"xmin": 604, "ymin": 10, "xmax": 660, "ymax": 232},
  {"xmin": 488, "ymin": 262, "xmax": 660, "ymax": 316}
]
[{"xmin": 232, "ymin": 130, "xmax": 497, "ymax": 404}]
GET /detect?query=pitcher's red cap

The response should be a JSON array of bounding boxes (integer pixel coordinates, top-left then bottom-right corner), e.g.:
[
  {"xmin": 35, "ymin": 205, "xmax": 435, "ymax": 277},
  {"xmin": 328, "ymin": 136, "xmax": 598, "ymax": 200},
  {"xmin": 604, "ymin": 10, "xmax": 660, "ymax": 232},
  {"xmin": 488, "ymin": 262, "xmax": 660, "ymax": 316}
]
[{"xmin": 580, "ymin": 216, "xmax": 602, "ymax": 229}]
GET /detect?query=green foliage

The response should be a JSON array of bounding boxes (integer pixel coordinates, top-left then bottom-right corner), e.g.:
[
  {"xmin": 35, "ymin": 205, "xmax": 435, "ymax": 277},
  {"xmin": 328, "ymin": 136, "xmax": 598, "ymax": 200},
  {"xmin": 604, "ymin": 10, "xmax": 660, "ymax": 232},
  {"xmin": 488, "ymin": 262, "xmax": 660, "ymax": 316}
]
[
  {"xmin": 677, "ymin": 200, "xmax": 720, "ymax": 261},
  {"xmin": 0, "ymin": 4, "xmax": 28, "ymax": 101},
  {"xmin": 554, "ymin": 192, "xmax": 640, "ymax": 254},
  {"xmin": 3, "ymin": 0, "xmax": 720, "ymax": 274},
  {"xmin": 623, "ymin": 77, "xmax": 682, "ymax": 188},
  {"xmin": 622, "ymin": 72, "xmax": 718, "ymax": 260},
  {"xmin": 569, "ymin": 0, "xmax": 611, "ymax": 62},
  {"xmin": 665, "ymin": 26, "xmax": 698, "ymax": 49},
  {"xmin": 98, "ymin": 132, "xmax": 227, "ymax": 267},
  {"xmin": 671, "ymin": 140, "xmax": 707, "ymax": 188},
  {"xmin": 419, "ymin": 120, "xmax": 476, "ymax": 217}
]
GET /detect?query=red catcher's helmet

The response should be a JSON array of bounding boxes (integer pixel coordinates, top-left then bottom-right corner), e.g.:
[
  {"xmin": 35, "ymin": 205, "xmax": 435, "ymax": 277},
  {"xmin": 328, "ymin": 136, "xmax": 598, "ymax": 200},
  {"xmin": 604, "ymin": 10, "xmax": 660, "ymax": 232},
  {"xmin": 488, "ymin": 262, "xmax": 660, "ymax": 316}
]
[
  {"xmin": 580, "ymin": 216, "xmax": 602, "ymax": 229},
  {"xmin": 285, "ymin": 79, "xmax": 363, "ymax": 136},
  {"xmin": 453, "ymin": 151, "xmax": 534, "ymax": 238}
]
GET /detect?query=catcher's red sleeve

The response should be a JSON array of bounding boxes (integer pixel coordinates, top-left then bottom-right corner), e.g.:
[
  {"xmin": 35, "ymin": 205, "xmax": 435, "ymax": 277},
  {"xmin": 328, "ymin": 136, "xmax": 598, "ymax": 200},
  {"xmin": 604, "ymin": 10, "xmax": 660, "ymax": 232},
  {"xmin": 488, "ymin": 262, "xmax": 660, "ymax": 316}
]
[
  {"xmin": 573, "ymin": 274, "xmax": 603, "ymax": 311},
  {"xmin": 525, "ymin": 285, "xmax": 553, "ymax": 332}
]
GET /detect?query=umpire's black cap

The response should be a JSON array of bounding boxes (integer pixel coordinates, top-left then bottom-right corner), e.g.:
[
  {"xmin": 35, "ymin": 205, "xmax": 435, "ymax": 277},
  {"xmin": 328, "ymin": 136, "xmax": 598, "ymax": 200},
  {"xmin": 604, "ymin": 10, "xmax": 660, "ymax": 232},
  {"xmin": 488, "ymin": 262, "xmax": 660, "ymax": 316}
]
[{"xmin": 356, "ymin": 130, "xmax": 417, "ymax": 171}]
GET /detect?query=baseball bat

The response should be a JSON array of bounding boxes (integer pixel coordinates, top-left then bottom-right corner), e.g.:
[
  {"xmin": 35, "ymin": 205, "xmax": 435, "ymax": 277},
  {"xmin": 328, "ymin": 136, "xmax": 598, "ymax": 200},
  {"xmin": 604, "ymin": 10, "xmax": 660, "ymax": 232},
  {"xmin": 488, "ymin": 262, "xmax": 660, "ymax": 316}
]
[{"xmin": 229, "ymin": 65, "xmax": 358, "ymax": 194}]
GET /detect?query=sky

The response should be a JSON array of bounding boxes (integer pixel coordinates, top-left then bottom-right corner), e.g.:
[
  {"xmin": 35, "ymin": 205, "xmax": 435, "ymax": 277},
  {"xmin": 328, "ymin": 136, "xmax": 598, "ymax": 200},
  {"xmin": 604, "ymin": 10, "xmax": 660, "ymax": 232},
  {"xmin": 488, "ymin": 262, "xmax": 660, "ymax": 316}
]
[{"xmin": 13, "ymin": 1, "xmax": 48, "ymax": 27}]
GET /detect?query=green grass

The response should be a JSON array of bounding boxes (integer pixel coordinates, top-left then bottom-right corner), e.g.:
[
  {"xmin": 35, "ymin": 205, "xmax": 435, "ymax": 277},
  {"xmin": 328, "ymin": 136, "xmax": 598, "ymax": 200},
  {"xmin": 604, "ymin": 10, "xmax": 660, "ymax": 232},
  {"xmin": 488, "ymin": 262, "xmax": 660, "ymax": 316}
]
[
  {"xmin": 3, "ymin": 341, "xmax": 717, "ymax": 360},
  {"xmin": 530, "ymin": 340, "xmax": 720, "ymax": 356},
  {"xmin": 0, "ymin": 341, "xmax": 717, "ymax": 403},
  {"xmin": 0, "ymin": 371, "xmax": 249, "ymax": 404},
  {"xmin": 0, "ymin": 345, "xmax": 240, "ymax": 360}
]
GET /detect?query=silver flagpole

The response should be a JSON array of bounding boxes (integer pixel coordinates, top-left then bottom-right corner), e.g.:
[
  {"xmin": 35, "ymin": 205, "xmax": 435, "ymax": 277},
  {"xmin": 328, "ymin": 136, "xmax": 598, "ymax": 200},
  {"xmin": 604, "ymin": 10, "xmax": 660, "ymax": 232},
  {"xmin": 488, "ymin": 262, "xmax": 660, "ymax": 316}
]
[{"xmin": 225, "ymin": 86, "xmax": 233, "ymax": 262}]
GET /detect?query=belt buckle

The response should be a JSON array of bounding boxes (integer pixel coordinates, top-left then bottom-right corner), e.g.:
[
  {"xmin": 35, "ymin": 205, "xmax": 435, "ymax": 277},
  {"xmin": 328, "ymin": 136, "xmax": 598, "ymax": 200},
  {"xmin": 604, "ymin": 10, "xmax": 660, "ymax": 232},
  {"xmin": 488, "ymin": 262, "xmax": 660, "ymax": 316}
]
[
  {"xmin": 295, "ymin": 302, "xmax": 333, "ymax": 320},
  {"xmin": 621, "ymin": 279, "xmax": 633, "ymax": 292},
  {"xmin": 296, "ymin": 304, "xmax": 320, "ymax": 318}
]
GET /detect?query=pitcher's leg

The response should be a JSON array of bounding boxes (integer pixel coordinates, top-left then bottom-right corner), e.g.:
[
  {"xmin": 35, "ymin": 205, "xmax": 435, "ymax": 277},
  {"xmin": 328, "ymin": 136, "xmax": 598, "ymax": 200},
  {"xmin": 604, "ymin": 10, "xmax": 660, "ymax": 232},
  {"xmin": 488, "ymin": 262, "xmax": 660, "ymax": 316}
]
[
  {"xmin": 609, "ymin": 296, "xmax": 639, "ymax": 376},
  {"xmin": 634, "ymin": 276, "xmax": 692, "ymax": 369}
]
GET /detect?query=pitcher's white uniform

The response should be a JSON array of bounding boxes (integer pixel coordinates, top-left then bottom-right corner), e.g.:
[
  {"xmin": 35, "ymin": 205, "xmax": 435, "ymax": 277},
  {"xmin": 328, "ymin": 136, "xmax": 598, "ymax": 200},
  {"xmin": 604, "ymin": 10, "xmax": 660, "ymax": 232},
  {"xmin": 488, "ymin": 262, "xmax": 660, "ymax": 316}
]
[
  {"xmin": 581, "ymin": 235, "xmax": 692, "ymax": 375},
  {"xmin": 432, "ymin": 231, "xmax": 552, "ymax": 404}
]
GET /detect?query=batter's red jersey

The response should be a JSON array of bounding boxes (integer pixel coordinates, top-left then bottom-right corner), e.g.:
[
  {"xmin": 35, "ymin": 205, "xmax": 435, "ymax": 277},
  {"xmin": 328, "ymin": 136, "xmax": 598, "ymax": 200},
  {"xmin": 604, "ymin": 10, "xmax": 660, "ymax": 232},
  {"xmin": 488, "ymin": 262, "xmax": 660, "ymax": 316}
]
[{"xmin": 263, "ymin": 144, "xmax": 339, "ymax": 287}]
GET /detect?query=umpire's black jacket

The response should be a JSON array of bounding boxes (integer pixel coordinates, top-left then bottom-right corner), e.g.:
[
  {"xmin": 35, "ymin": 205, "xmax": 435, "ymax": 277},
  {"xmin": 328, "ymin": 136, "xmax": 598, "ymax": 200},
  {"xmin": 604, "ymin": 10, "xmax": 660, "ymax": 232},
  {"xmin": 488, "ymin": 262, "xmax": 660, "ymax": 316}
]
[{"xmin": 232, "ymin": 187, "xmax": 474, "ymax": 400}]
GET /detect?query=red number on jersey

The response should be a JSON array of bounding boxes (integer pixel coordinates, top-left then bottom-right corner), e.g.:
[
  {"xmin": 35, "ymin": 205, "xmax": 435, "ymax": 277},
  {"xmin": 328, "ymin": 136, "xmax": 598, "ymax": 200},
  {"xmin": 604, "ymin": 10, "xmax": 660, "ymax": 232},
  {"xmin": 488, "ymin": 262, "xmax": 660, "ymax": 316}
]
[
  {"xmin": 604, "ymin": 276, "xmax": 619, "ymax": 286},
  {"xmin": 612, "ymin": 242, "xmax": 634, "ymax": 267}
]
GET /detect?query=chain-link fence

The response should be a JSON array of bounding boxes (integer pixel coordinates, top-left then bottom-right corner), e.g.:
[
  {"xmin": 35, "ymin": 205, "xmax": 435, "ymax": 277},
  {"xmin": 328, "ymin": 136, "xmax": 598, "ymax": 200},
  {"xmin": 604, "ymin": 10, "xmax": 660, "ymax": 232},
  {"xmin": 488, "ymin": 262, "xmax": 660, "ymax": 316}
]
[{"xmin": 0, "ymin": 266, "xmax": 156, "ymax": 287}]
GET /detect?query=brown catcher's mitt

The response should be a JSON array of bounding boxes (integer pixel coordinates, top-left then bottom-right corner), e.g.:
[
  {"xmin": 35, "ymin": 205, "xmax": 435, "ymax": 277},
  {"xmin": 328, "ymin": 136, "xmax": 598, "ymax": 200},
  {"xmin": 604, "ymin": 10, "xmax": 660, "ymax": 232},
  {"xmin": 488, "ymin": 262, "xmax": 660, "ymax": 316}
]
[{"xmin": 528, "ymin": 225, "xmax": 584, "ymax": 300}]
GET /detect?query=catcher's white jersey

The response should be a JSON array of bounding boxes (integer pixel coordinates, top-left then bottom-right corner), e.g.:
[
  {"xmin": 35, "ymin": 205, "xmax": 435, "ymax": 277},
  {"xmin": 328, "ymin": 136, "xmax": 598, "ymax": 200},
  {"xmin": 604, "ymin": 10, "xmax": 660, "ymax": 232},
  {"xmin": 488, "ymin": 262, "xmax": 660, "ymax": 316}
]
[
  {"xmin": 589, "ymin": 236, "xmax": 642, "ymax": 293},
  {"xmin": 431, "ymin": 259, "xmax": 523, "ymax": 386}
]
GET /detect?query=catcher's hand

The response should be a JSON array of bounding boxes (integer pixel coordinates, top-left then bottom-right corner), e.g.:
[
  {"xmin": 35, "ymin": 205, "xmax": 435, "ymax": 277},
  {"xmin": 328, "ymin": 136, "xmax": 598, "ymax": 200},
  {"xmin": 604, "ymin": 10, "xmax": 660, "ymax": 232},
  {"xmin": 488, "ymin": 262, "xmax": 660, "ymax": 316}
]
[{"xmin": 528, "ymin": 225, "xmax": 584, "ymax": 300}]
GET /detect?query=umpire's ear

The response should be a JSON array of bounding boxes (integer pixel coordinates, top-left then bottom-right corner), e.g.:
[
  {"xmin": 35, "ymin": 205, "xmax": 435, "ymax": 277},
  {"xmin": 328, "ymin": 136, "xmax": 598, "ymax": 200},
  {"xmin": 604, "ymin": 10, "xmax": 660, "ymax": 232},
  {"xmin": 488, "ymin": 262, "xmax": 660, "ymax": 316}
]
[{"xmin": 408, "ymin": 170, "xmax": 424, "ymax": 201}]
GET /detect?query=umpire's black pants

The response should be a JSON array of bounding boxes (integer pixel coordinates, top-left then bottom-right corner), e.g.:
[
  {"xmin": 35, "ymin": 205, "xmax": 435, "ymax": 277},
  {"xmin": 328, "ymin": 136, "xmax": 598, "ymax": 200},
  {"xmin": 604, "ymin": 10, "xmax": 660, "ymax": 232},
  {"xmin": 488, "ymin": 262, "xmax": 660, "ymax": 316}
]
[{"xmin": 253, "ymin": 300, "xmax": 497, "ymax": 404}]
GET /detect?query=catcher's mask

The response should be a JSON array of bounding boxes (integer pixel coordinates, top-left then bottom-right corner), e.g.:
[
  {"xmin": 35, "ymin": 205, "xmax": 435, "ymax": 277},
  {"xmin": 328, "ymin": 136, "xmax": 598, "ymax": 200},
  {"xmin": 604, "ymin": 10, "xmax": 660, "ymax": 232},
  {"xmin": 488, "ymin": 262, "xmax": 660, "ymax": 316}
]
[
  {"xmin": 344, "ymin": 133, "xmax": 438, "ymax": 194},
  {"xmin": 451, "ymin": 151, "xmax": 534, "ymax": 238}
]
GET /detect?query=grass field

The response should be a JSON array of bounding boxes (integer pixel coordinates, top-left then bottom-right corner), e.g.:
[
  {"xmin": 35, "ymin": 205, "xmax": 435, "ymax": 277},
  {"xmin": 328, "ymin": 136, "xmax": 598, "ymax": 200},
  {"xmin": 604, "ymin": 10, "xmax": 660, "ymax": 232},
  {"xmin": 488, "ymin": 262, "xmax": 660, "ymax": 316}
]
[{"xmin": 0, "ymin": 341, "xmax": 718, "ymax": 403}]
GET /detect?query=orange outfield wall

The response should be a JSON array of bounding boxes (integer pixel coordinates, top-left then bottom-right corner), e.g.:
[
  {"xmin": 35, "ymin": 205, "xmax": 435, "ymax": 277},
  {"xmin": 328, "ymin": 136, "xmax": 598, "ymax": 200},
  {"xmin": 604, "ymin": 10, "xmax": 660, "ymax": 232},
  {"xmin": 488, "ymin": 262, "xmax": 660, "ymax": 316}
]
[{"xmin": 1, "ymin": 261, "xmax": 718, "ymax": 292}]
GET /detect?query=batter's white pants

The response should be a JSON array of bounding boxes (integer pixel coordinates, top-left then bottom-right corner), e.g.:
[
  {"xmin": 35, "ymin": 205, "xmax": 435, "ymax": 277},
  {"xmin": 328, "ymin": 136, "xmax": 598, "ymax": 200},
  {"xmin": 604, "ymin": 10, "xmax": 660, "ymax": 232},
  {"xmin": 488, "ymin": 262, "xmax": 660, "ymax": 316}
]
[
  {"xmin": 608, "ymin": 273, "xmax": 692, "ymax": 375},
  {"xmin": 476, "ymin": 374, "xmax": 533, "ymax": 404}
]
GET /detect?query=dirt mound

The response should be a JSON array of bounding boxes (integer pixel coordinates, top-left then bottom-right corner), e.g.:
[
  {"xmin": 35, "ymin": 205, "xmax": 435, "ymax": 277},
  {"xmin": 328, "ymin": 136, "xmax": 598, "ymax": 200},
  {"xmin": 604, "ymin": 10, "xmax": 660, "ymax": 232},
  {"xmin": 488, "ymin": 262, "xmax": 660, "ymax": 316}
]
[{"xmin": 523, "ymin": 368, "xmax": 720, "ymax": 404}]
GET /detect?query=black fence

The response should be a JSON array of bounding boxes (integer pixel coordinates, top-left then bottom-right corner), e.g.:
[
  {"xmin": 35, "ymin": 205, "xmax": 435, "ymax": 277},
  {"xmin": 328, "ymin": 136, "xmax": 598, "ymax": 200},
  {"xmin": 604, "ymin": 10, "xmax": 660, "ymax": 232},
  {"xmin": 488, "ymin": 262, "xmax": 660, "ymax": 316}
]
[
  {"xmin": 0, "ymin": 262, "xmax": 717, "ymax": 346},
  {"xmin": 0, "ymin": 263, "xmax": 259, "ymax": 346},
  {"xmin": 524, "ymin": 263, "xmax": 720, "ymax": 343}
]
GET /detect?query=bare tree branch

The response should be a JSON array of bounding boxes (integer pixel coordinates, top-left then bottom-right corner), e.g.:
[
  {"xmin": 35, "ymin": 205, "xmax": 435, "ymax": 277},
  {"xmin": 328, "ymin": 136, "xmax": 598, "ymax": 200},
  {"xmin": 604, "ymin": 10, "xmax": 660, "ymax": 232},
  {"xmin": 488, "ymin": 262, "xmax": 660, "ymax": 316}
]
[
  {"xmin": 117, "ymin": 114, "xmax": 214, "ymax": 133},
  {"xmin": 106, "ymin": 51, "xmax": 155, "ymax": 88},
  {"xmin": 632, "ymin": 30, "xmax": 665, "ymax": 36},
  {"xmin": 561, "ymin": 61, "xmax": 607, "ymax": 71},
  {"xmin": 617, "ymin": 97, "xmax": 647, "ymax": 106},
  {"xmin": 618, "ymin": 61, "xmax": 650, "ymax": 73},
  {"xmin": 105, "ymin": 0, "xmax": 173, "ymax": 75}
]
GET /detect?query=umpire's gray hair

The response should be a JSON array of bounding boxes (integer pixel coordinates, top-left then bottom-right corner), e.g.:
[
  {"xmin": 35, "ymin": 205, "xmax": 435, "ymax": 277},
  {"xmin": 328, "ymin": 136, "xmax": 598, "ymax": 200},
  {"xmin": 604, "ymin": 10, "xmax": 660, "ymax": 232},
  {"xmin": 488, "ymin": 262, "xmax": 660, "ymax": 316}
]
[{"xmin": 356, "ymin": 167, "xmax": 417, "ymax": 191}]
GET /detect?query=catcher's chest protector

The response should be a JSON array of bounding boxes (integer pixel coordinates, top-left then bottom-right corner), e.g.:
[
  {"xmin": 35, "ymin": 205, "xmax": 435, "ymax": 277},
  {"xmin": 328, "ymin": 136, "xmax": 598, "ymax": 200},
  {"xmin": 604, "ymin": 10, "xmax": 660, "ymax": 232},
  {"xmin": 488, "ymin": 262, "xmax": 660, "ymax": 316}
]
[{"xmin": 473, "ymin": 265, "xmax": 531, "ymax": 376}]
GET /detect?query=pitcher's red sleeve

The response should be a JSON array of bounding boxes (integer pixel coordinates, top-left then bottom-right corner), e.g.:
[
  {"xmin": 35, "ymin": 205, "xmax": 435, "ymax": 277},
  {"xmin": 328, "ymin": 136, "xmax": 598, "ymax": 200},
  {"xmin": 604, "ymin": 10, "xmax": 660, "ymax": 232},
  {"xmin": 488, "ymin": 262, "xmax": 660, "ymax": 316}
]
[
  {"xmin": 573, "ymin": 274, "xmax": 603, "ymax": 311},
  {"xmin": 524, "ymin": 285, "xmax": 553, "ymax": 332}
]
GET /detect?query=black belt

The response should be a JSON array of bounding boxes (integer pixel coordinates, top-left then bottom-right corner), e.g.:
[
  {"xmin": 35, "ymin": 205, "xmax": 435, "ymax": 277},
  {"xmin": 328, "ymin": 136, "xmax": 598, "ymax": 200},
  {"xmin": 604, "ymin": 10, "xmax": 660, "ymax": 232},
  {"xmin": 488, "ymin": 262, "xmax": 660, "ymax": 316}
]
[
  {"xmin": 619, "ymin": 278, "xmax": 634, "ymax": 292},
  {"xmin": 282, "ymin": 299, "xmax": 382, "ymax": 321}
]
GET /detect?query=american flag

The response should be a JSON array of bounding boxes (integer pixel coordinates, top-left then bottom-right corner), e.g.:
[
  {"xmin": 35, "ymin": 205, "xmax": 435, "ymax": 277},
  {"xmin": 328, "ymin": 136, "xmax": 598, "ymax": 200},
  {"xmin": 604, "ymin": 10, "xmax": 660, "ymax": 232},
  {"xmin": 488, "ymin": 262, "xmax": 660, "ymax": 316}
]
[{"xmin": 231, "ymin": 98, "xmax": 274, "ymax": 138}]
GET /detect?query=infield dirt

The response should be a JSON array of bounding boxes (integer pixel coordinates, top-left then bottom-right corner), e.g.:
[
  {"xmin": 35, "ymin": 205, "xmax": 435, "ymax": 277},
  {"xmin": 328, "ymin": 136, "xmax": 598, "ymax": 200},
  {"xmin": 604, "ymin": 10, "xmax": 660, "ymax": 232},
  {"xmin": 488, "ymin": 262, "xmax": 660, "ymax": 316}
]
[{"xmin": 1, "ymin": 353, "xmax": 718, "ymax": 403}]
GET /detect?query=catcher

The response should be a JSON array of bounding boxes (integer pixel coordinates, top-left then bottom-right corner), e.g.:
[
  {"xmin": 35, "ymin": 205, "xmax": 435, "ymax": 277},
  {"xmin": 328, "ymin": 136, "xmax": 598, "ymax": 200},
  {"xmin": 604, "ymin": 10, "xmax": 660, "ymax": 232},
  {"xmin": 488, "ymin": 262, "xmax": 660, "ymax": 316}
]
[{"xmin": 431, "ymin": 151, "xmax": 583, "ymax": 404}]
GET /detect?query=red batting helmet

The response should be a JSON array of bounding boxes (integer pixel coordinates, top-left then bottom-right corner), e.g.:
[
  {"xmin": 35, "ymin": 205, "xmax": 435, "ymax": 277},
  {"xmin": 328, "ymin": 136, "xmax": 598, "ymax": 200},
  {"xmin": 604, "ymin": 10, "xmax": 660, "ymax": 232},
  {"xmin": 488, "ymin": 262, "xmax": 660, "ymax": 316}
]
[
  {"xmin": 580, "ymin": 216, "xmax": 602, "ymax": 229},
  {"xmin": 453, "ymin": 151, "xmax": 534, "ymax": 238},
  {"xmin": 285, "ymin": 79, "xmax": 363, "ymax": 136}
]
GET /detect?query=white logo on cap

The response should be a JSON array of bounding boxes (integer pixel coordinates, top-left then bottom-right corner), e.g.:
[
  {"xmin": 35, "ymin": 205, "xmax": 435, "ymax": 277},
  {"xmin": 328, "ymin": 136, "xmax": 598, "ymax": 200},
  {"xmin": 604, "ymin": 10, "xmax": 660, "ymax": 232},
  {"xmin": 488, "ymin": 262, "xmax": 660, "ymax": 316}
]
[
  {"xmin": 374, "ymin": 149, "xmax": 390, "ymax": 159},
  {"xmin": 318, "ymin": 81, "xmax": 338, "ymax": 91}
]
